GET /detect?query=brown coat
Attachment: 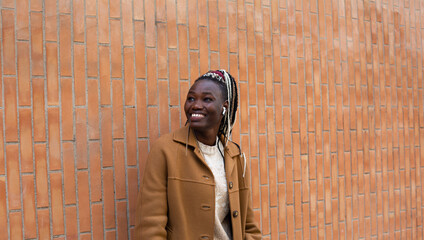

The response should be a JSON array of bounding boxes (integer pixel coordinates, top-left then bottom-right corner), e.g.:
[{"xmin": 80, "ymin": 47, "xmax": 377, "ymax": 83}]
[{"xmin": 135, "ymin": 126, "xmax": 261, "ymax": 239}]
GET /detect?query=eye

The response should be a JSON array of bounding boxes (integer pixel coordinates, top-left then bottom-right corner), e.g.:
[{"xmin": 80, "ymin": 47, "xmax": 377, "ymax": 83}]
[
  {"xmin": 204, "ymin": 97, "xmax": 213, "ymax": 102},
  {"xmin": 187, "ymin": 96, "xmax": 195, "ymax": 102}
]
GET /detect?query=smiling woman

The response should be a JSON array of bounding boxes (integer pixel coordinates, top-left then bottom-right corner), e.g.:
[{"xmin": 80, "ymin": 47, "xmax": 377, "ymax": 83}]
[{"xmin": 135, "ymin": 70, "xmax": 261, "ymax": 240}]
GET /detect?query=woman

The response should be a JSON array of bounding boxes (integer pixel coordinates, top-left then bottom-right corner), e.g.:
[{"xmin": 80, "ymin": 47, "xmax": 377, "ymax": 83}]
[{"xmin": 135, "ymin": 70, "xmax": 261, "ymax": 239}]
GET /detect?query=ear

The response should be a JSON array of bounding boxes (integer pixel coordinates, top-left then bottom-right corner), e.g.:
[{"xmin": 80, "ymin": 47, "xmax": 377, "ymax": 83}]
[{"xmin": 223, "ymin": 100, "xmax": 229, "ymax": 109}]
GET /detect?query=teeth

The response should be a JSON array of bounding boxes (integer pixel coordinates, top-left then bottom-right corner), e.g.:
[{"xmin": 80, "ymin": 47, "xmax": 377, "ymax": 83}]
[{"xmin": 192, "ymin": 113, "xmax": 204, "ymax": 117}]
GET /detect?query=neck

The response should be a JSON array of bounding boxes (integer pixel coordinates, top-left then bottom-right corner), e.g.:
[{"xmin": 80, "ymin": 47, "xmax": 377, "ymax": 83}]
[{"xmin": 193, "ymin": 129, "xmax": 218, "ymax": 146}]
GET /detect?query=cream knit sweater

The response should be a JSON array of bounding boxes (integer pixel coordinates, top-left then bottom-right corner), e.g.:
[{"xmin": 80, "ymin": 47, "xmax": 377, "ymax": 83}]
[{"xmin": 198, "ymin": 139, "xmax": 232, "ymax": 240}]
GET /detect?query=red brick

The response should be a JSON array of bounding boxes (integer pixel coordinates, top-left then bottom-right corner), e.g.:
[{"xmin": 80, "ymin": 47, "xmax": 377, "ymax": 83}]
[
  {"xmin": 178, "ymin": 25, "xmax": 189, "ymax": 79},
  {"xmin": 117, "ymin": 201, "xmax": 129, "ymax": 240},
  {"xmin": 74, "ymin": 44, "xmax": 86, "ymax": 106},
  {"xmin": 238, "ymin": 31, "xmax": 247, "ymax": 81},
  {"xmin": 50, "ymin": 172, "xmax": 64, "ymax": 235},
  {"xmin": 17, "ymin": 41, "xmax": 31, "ymax": 106},
  {"xmin": 249, "ymin": 107, "xmax": 258, "ymax": 157},
  {"xmin": 148, "ymin": 107, "xmax": 159, "ymax": 142},
  {"xmin": 114, "ymin": 141, "xmax": 126, "ymax": 199},
  {"xmin": 208, "ymin": 0, "xmax": 218, "ymax": 51},
  {"xmin": 0, "ymin": 114, "xmax": 3, "ymax": 174},
  {"xmin": 110, "ymin": 0, "xmax": 122, "ymax": 16},
  {"xmin": 199, "ymin": 27, "xmax": 209, "ymax": 74},
  {"xmin": 127, "ymin": 168, "xmax": 138, "ymax": 226},
  {"xmin": 34, "ymin": 144, "xmax": 49, "ymax": 207},
  {"xmin": 22, "ymin": 175, "xmax": 36, "ymax": 238},
  {"xmin": 59, "ymin": 15, "xmax": 72, "ymax": 76},
  {"xmin": 110, "ymin": 19, "xmax": 122, "ymax": 78},
  {"xmin": 157, "ymin": 23, "xmax": 167, "ymax": 79},
  {"xmin": 87, "ymin": 142, "xmax": 101, "ymax": 203},
  {"xmin": 259, "ymin": 135, "xmax": 267, "ymax": 185},
  {"xmin": 33, "ymin": 78, "xmax": 46, "ymax": 141},
  {"xmin": 261, "ymin": 186, "xmax": 270, "ymax": 234},
  {"xmin": 31, "ymin": 12, "xmax": 44, "ymax": 75},
  {"xmin": 37, "ymin": 209, "xmax": 50, "ymax": 240},
  {"xmin": 294, "ymin": 182, "xmax": 302, "ymax": 229},
  {"xmin": 283, "ymin": 107, "xmax": 292, "ymax": 155},
  {"xmin": 0, "ymin": 177, "xmax": 7, "ymax": 240},
  {"xmin": 48, "ymin": 108, "xmax": 61, "ymax": 170},
  {"xmin": 145, "ymin": 0, "xmax": 155, "ymax": 47},
  {"xmin": 124, "ymin": 48, "xmax": 135, "ymax": 106},
  {"xmin": 251, "ymin": 158, "xmax": 260, "ymax": 209},
  {"xmin": 46, "ymin": 43, "xmax": 59, "ymax": 105},
  {"xmin": 168, "ymin": 50, "xmax": 179, "ymax": 105},
  {"xmin": 63, "ymin": 142, "xmax": 76, "ymax": 204},
  {"xmin": 19, "ymin": 108, "xmax": 33, "ymax": 173},
  {"xmin": 101, "ymin": 107, "xmax": 113, "ymax": 167},
  {"xmin": 10, "ymin": 211, "xmax": 23, "ymax": 240},
  {"xmin": 98, "ymin": 0, "xmax": 109, "ymax": 43},
  {"xmin": 219, "ymin": 28, "xmax": 229, "ymax": 70},
  {"xmin": 125, "ymin": 108, "xmax": 137, "ymax": 166},
  {"xmin": 147, "ymin": 48, "xmax": 158, "ymax": 105},
  {"xmin": 4, "ymin": 77, "xmax": 18, "ymax": 142},
  {"xmin": 6, "ymin": 145, "xmax": 21, "ymax": 210},
  {"xmin": 179, "ymin": 81, "xmax": 189, "ymax": 122},
  {"xmin": 2, "ymin": 10, "xmax": 16, "ymax": 75},
  {"xmin": 61, "ymin": 78, "xmax": 73, "ymax": 140},
  {"xmin": 106, "ymin": 231, "xmax": 116, "ymax": 240},
  {"xmin": 122, "ymin": 0, "xmax": 134, "ymax": 46},
  {"xmin": 257, "ymin": 85, "xmax": 266, "ymax": 134},
  {"xmin": 75, "ymin": 109, "xmax": 88, "ymax": 169},
  {"xmin": 286, "ymin": 204, "xmax": 295, "ymax": 239},
  {"xmin": 92, "ymin": 203, "xmax": 104, "ymax": 239},
  {"xmin": 65, "ymin": 206, "xmax": 78, "ymax": 239},
  {"xmin": 77, "ymin": 171, "xmax": 91, "ymax": 232},
  {"xmin": 103, "ymin": 169, "xmax": 116, "ymax": 228},
  {"xmin": 99, "ymin": 46, "xmax": 111, "ymax": 105},
  {"xmin": 134, "ymin": 22, "xmax": 146, "ymax": 79},
  {"xmin": 188, "ymin": 0, "xmax": 198, "ymax": 49},
  {"xmin": 136, "ymin": 81, "xmax": 148, "ymax": 137},
  {"xmin": 86, "ymin": 18, "xmax": 97, "ymax": 77},
  {"xmin": 248, "ymin": 55, "xmax": 257, "ymax": 105},
  {"xmin": 80, "ymin": 233, "xmax": 92, "ymax": 240},
  {"xmin": 44, "ymin": 0, "xmax": 57, "ymax": 41},
  {"xmin": 17, "ymin": 0, "xmax": 29, "ymax": 40},
  {"xmin": 139, "ymin": 140, "xmax": 149, "ymax": 180},
  {"xmin": 87, "ymin": 79, "xmax": 100, "ymax": 139},
  {"xmin": 112, "ymin": 80, "xmax": 124, "ymax": 139}
]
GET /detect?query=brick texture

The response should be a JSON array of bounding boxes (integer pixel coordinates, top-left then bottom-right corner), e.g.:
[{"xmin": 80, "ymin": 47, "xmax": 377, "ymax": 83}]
[{"xmin": 1, "ymin": 0, "xmax": 424, "ymax": 239}]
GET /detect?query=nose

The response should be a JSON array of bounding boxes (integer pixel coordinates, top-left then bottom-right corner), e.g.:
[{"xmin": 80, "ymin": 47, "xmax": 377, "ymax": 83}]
[{"xmin": 192, "ymin": 99, "xmax": 203, "ymax": 110}]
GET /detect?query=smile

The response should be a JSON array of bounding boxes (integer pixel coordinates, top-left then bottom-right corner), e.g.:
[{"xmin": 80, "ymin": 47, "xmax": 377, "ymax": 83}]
[{"xmin": 190, "ymin": 113, "xmax": 205, "ymax": 120}]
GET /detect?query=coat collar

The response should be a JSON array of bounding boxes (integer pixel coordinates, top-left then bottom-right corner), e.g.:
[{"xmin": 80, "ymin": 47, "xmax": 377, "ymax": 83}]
[
  {"xmin": 172, "ymin": 126, "xmax": 240, "ymax": 157},
  {"xmin": 173, "ymin": 126, "xmax": 241, "ymax": 177}
]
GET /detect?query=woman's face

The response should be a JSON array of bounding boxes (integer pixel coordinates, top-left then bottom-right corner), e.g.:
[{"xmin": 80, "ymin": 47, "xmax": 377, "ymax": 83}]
[{"xmin": 184, "ymin": 80, "xmax": 227, "ymax": 133}]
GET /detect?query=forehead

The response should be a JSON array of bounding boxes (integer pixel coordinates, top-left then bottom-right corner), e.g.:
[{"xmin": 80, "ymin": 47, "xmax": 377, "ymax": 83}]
[{"xmin": 189, "ymin": 79, "xmax": 223, "ymax": 97}]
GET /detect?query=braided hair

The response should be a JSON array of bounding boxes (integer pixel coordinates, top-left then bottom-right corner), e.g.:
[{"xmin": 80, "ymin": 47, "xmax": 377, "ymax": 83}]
[{"xmin": 195, "ymin": 69, "xmax": 238, "ymax": 145}]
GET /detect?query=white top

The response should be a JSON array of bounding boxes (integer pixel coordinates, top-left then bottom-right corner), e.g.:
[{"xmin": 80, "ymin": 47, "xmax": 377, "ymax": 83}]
[{"xmin": 198, "ymin": 139, "xmax": 232, "ymax": 240}]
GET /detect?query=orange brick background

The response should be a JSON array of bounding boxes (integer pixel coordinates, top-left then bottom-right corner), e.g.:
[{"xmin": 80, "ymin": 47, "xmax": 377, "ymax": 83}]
[{"xmin": 1, "ymin": 0, "xmax": 424, "ymax": 239}]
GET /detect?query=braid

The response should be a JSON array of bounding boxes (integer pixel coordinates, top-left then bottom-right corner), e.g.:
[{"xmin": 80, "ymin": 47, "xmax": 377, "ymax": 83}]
[{"xmin": 195, "ymin": 69, "xmax": 238, "ymax": 145}]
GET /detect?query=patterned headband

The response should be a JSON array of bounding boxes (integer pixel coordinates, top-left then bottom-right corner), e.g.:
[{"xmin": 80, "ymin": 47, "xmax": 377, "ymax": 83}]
[{"xmin": 200, "ymin": 70, "xmax": 226, "ymax": 83}]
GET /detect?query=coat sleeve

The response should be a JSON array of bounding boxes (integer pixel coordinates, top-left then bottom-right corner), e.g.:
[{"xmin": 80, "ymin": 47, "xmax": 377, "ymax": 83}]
[{"xmin": 135, "ymin": 141, "xmax": 168, "ymax": 239}]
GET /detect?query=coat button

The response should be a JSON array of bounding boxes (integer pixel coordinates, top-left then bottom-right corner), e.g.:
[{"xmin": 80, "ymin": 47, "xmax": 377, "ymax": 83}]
[
  {"xmin": 229, "ymin": 182, "xmax": 233, "ymax": 189},
  {"xmin": 233, "ymin": 210, "xmax": 239, "ymax": 218}
]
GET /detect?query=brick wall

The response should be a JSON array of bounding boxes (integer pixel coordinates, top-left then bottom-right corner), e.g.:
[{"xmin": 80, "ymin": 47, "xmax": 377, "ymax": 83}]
[{"xmin": 1, "ymin": 0, "xmax": 424, "ymax": 239}]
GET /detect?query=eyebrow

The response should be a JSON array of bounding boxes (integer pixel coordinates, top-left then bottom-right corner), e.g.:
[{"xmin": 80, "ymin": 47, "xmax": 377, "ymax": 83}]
[{"xmin": 188, "ymin": 91, "xmax": 215, "ymax": 95}]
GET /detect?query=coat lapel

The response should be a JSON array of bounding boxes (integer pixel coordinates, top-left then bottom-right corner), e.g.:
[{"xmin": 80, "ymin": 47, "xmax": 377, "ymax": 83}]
[{"xmin": 173, "ymin": 126, "xmax": 241, "ymax": 177}]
